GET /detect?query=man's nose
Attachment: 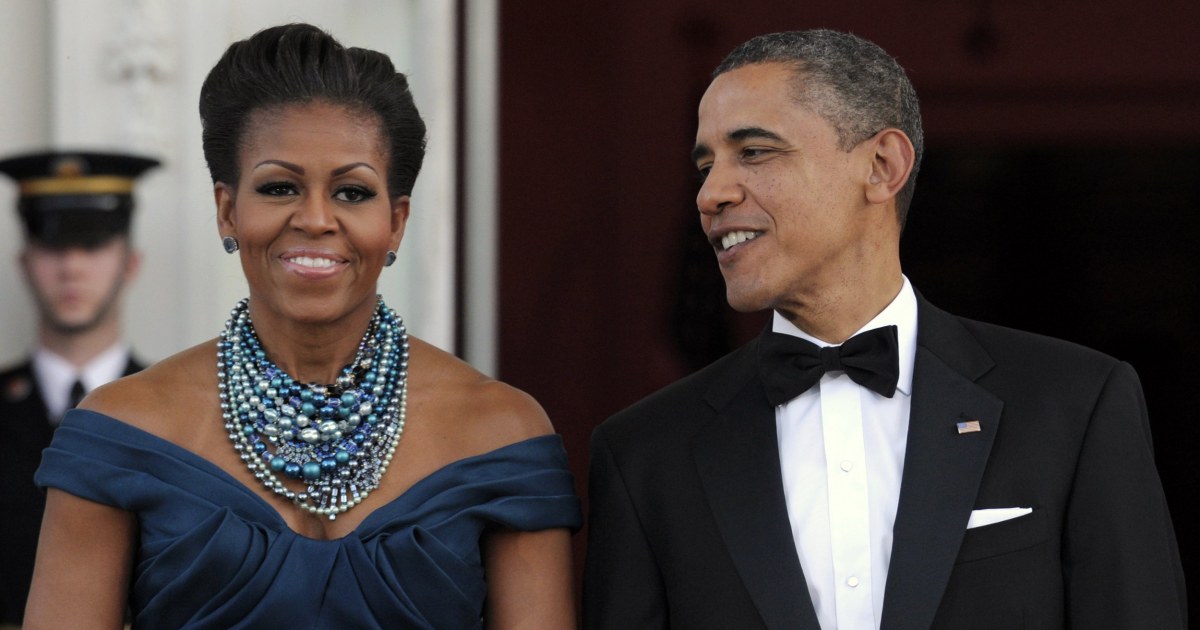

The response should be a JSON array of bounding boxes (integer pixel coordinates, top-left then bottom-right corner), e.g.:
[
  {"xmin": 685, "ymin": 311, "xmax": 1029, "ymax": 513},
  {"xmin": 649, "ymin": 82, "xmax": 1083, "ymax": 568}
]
[{"xmin": 697, "ymin": 162, "xmax": 743, "ymax": 216}]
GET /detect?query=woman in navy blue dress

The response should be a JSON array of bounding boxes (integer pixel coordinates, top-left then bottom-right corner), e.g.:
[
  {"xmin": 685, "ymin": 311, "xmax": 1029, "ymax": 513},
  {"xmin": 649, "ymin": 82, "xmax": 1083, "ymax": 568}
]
[{"xmin": 25, "ymin": 23, "xmax": 581, "ymax": 629}]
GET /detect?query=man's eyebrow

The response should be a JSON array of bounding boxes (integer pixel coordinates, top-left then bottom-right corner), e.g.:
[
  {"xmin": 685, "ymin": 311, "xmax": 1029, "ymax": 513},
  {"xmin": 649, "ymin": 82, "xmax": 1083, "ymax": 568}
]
[
  {"xmin": 692, "ymin": 127, "xmax": 786, "ymax": 163},
  {"xmin": 729, "ymin": 126, "xmax": 784, "ymax": 143}
]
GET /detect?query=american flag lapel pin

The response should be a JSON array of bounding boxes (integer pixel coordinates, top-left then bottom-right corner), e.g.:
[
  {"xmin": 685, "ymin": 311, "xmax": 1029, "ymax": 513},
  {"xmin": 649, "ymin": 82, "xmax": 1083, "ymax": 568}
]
[{"xmin": 956, "ymin": 418, "xmax": 982, "ymax": 434}]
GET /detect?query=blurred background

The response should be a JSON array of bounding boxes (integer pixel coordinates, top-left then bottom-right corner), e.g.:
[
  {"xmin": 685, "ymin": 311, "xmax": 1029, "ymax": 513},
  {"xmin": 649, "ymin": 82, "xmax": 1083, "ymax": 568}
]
[{"xmin": 2, "ymin": 0, "xmax": 1197, "ymax": 611}]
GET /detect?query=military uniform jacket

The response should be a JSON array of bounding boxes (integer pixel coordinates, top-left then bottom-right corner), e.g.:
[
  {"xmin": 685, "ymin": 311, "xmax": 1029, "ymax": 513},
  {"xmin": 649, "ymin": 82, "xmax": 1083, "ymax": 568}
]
[{"xmin": 0, "ymin": 357, "xmax": 142, "ymax": 624}]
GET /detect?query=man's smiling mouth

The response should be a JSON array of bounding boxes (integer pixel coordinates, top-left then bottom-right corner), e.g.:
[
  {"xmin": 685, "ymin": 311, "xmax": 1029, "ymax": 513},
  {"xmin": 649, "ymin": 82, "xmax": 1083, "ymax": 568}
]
[{"xmin": 720, "ymin": 230, "xmax": 762, "ymax": 251}]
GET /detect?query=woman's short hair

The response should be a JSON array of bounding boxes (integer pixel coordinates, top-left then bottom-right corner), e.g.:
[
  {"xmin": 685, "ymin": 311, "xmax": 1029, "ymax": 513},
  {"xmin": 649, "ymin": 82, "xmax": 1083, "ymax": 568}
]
[{"xmin": 199, "ymin": 23, "xmax": 427, "ymax": 198}]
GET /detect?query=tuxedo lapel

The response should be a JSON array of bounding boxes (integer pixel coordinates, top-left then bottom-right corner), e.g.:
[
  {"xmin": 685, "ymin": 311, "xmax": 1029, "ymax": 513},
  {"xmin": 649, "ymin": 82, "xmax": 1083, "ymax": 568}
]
[
  {"xmin": 880, "ymin": 298, "xmax": 1004, "ymax": 630},
  {"xmin": 692, "ymin": 336, "xmax": 822, "ymax": 630}
]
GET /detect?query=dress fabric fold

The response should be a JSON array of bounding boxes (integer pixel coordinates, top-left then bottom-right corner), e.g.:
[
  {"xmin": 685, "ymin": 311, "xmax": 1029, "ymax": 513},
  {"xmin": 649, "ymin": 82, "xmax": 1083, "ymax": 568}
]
[{"xmin": 36, "ymin": 410, "xmax": 582, "ymax": 630}]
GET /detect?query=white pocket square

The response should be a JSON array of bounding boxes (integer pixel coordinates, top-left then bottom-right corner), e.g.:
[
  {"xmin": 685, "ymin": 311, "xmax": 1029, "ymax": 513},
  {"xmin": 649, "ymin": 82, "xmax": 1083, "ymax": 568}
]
[{"xmin": 967, "ymin": 507, "xmax": 1033, "ymax": 529}]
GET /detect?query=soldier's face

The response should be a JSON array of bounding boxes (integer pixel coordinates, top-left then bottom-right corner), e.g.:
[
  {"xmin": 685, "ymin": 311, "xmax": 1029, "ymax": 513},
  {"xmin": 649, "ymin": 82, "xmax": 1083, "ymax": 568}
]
[{"xmin": 20, "ymin": 236, "xmax": 138, "ymax": 334}]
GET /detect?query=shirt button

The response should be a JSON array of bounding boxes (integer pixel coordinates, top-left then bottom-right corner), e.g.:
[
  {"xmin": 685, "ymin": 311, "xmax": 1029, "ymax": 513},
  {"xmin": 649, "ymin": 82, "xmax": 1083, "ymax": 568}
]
[
  {"xmin": 840, "ymin": 460, "xmax": 854, "ymax": 472},
  {"xmin": 846, "ymin": 576, "xmax": 860, "ymax": 588}
]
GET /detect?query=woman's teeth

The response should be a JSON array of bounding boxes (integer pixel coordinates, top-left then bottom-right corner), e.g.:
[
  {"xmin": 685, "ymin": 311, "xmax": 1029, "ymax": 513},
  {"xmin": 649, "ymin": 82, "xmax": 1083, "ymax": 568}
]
[{"xmin": 289, "ymin": 256, "xmax": 336, "ymax": 269}]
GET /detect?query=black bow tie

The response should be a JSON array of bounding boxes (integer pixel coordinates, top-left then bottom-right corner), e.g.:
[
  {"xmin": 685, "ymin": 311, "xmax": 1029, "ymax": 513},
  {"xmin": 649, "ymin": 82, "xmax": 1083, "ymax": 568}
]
[{"xmin": 759, "ymin": 325, "xmax": 900, "ymax": 405}]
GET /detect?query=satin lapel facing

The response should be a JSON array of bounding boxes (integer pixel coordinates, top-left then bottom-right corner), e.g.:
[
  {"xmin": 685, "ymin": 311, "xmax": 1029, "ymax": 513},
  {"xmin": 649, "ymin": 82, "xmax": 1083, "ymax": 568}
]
[
  {"xmin": 693, "ymin": 377, "xmax": 822, "ymax": 630},
  {"xmin": 880, "ymin": 341, "xmax": 1003, "ymax": 630}
]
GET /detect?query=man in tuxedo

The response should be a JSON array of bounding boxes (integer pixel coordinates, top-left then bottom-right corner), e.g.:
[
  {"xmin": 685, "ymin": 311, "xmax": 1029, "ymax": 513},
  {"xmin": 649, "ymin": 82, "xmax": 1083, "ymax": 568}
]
[
  {"xmin": 583, "ymin": 30, "xmax": 1185, "ymax": 629},
  {"xmin": 0, "ymin": 150, "xmax": 159, "ymax": 625}
]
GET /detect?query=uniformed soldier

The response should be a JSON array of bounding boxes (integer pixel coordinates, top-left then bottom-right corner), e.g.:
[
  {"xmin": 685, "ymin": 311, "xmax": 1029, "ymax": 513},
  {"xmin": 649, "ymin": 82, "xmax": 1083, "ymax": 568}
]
[{"xmin": 0, "ymin": 150, "xmax": 159, "ymax": 626}]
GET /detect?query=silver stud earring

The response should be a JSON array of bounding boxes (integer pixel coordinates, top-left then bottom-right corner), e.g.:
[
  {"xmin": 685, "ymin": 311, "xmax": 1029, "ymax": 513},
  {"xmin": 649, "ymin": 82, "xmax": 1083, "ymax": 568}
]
[
  {"xmin": 222, "ymin": 236, "xmax": 239, "ymax": 254},
  {"xmin": 384, "ymin": 250, "xmax": 397, "ymax": 267}
]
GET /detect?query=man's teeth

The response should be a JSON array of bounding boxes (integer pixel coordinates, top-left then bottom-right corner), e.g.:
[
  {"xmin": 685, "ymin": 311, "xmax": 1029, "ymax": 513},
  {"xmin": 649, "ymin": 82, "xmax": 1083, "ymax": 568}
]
[
  {"xmin": 721, "ymin": 230, "xmax": 760, "ymax": 251},
  {"xmin": 289, "ymin": 256, "xmax": 337, "ymax": 269}
]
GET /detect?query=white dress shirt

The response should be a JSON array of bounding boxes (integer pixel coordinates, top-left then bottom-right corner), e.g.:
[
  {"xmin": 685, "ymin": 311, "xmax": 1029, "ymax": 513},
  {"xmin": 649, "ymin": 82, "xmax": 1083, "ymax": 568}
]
[
  {"xmin": 774, "ymin": 277, "xmax": 918, "ymax": 630},
  {"xmin": 33, "ymin": 342, "xmax": 131, "ymax": 425}
]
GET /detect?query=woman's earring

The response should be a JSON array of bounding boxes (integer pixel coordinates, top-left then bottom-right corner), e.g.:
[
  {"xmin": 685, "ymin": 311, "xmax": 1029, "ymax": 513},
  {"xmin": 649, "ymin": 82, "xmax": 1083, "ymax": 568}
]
[
  {"xmin": 222, "ymin": 236, "xmax": 239, "ymax": 254},
  {"xmin": 384, "ymin": 250, "xmax": 397, "ymax": 267}
]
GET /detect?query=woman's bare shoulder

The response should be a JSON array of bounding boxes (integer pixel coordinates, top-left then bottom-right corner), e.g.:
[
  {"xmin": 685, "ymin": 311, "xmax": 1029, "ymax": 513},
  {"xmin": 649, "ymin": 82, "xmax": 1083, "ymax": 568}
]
[
  {"xmin": 407, "ymin": 336, "xmax": 555, "ymax": 454},
  {"xmin": 80, "ymin": 339, "xmax": 221, "ymax": 441}
]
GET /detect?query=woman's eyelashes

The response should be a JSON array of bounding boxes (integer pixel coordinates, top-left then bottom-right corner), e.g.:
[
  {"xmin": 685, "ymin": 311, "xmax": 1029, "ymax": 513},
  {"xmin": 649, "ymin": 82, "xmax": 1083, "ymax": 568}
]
[
  {"xmin": 257, "ymin": 181, "xmax": 298, "ymax": 196},
  {"xmin": 253, "ymin": 181, "xmax": 378, "ymax": 203},
  {"xmin": 334, "ymin": 185, "xmax": 377, "ymax": 203}
]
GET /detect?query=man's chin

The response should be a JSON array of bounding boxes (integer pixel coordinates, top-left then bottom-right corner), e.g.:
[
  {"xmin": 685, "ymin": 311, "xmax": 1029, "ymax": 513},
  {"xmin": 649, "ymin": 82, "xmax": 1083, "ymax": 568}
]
[
  {"xmin": 724, "ymin": 290, "xmax": 771, "ymax": 314},
  {"xmin": 45, "ymin": 312, "xmax": 104, "ymax": 335}
]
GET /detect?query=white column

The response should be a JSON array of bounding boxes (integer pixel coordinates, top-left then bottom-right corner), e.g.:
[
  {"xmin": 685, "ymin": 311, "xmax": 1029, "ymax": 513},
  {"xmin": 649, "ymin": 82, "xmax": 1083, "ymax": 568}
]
[
  {"xmin": 387, "ymin": 0, "xmax": 459, "ymax": 356},
  {"xmin": 0, "ymin": 0, "xmax": 51, "ymax": 366},
  {"xmin": 463, "ymin": 0, "xmax": 499, "ymax": 376}
]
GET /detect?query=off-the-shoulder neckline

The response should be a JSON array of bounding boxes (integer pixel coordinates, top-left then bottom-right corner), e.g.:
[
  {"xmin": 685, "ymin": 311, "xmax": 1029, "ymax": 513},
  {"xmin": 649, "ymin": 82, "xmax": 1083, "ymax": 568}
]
[{"xmin": 58, "ymin": 409, "xmax": 567, "ymax": 541}]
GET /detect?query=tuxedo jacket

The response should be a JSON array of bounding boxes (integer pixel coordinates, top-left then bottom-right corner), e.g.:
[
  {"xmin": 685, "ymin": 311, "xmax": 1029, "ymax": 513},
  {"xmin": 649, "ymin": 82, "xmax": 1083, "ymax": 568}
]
[
  {"xmin": 0, "ymin": 356, "xmax": 143, "ymax": 625},
  {"xmin": 583, "ymin": 297, "xmax": 1186, "ymax": 629}
]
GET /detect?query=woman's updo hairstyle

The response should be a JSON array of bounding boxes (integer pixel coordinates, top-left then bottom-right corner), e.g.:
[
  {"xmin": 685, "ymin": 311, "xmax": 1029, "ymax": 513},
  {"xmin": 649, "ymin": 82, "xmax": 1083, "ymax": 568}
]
[{"xmin": 199, "ymin": 23, "xmax": 426, "ymax": 197}]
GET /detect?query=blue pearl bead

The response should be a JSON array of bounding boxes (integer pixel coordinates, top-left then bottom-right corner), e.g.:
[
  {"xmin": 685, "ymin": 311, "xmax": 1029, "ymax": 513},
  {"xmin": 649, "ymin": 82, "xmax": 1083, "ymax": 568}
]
[
  {"xmin": 302, "ymin": 461, "xmax": 322, "ymax": 480},
  {"xmin": 338, "ymin": 406, "xmax": 352, "ymax": 418},
  {"xmin": 335, "ymin": 450, "xmax": 350, "ymax": 464},
  {"xmin": 284, "ymin": 462, "xmax": 303, "ymax": 478},
  {"xmin": 242, "ymin": 425, "xmax": 255, "ymax": 436},
  {"xmin": 300, "ymin": 389, "xmax": 313, "ymax": 402},
  {"xmin": 321, "ymin": 458, "xmax": 338, "ymax": 473},
  {"xmin": 270, "ymin": 457, "xmax": 287, "ymax": 472},
  {"xmin": 340, "ymin": 391, "xmax": 357, "ymax": 407},
  {"xmin": 271, "ymin": 377, "xmax": 282, "ymax": 388},
  {"xmin": 253, "ymin": 442, "xmax": 268, "ymax": 453},
  {"xmin": 301, "ymin": 402, "xmax": 316, "ymax": 416},
  {"xmin": 353, "ymin": 433, "xmax": 367, "ymax": 445}
]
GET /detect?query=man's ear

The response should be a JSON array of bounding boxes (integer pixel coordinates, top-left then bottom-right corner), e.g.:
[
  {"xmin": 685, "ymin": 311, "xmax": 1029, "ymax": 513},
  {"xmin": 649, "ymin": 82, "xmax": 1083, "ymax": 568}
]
[
  {"xmin": 123, "ymin": 247, "xmax": 142, "ymax": 283},
  {"xmin": 865, "ymin": 128, "xmax": 916, "ymax": 206},
  {"xmin": 17, "ymin": 247, "xmax": 30, "ymax": 284}
]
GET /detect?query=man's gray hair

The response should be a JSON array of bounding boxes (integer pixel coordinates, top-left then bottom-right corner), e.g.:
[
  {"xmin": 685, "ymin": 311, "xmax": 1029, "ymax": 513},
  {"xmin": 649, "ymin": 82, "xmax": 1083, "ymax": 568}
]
[{"xmin": 714, "ymin": 30, "xmax": 924, "ymax": 226}]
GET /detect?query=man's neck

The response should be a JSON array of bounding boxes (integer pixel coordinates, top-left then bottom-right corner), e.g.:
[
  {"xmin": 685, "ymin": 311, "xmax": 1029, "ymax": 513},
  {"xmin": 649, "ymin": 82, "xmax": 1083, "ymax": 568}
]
[
  {"xmin": 38, "ymin": 320, "xmax": 123, "ymax": 370},
  {"xmin": 777, "ymin": 267, "xmax": 905, "ymax": 344}
]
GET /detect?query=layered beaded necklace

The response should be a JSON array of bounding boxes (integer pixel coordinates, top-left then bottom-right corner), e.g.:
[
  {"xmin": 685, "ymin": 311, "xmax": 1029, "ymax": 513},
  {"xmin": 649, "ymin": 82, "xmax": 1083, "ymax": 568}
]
[{"xmin": 218, "ymin": 296, "xmax": 408, "ymax": 521}]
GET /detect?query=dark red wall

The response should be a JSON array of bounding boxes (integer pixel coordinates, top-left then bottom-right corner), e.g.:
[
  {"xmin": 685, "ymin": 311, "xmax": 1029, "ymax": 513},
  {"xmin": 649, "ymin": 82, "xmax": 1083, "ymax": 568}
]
[{"xmin": 497, "ymin": 0, "xmax": 1200, "ymax": 602}]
